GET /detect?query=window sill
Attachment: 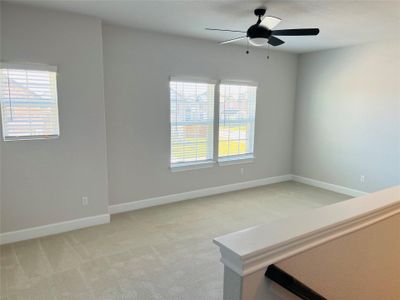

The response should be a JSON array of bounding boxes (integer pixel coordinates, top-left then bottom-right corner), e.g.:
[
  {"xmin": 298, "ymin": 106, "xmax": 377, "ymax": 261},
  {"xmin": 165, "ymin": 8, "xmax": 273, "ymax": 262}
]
[
  {"xmin": 218, "ymin": 155, "xmax": 254, "ymax": 166},
  {"xmin": 3, "ymin": 135, "xmax": 60, "ymax": 142},
  {"xmin": 170, "ymin": 160, "xmax": 215, "ymax": 172}
]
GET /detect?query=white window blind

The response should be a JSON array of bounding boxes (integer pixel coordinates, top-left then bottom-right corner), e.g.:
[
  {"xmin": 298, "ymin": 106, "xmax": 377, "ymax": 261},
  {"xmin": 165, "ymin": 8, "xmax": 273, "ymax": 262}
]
[
  {"xmin": 170, "ymin": 78, "xmax": 215, "ymax": 167},
  {"xmin": 0, "ymin": 64, "xmax": 59, "ymax": 141},
  {"xmin": 219, "ymin": 82, "xmax": 257, "ymax": 160}
]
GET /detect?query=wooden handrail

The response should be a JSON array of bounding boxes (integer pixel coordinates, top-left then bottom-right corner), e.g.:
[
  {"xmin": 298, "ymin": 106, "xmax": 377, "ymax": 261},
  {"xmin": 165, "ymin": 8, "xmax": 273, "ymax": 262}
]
[{"xmin": 265, "ymin": 265, "xmax": 327, "ymax": 300}]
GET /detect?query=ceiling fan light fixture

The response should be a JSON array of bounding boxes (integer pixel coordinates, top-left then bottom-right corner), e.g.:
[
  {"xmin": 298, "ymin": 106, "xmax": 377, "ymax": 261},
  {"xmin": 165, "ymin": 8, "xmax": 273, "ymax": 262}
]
[{"xmin": 248, "ymin": 37, "xmax": 268, "ymax": 46}]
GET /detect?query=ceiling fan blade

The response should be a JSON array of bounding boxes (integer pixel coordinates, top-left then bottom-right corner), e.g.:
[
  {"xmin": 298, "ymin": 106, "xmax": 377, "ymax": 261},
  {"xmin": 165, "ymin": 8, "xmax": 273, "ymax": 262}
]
[
  {"xmin": 261, "ymin": 16, "xmax": 281, "ymax": 29},
  {"xmin": 219, "ymin": 36, "xmax": 247, "ymax": 45},
  {"xmin": 206, "ymin": 28, "xmax": 247, "ymax": 33},
  {"xmin": 268, "ymin": 36, "xmax": 285, "ymax": 46},
  {"xmin": 272, "ymin": 28, "xmax": 320, "ymax": 36}
]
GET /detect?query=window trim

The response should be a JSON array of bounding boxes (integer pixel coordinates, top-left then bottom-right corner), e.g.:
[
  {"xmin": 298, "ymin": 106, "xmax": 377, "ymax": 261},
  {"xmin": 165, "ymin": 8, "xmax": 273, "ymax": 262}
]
[
  {"xmin": 169, "ymin": 77, "xmax": 216, "ymax": 168},
  {"xmin": 218, "ymin": 81, "xmax": 257, "ymax": 162},
  {"xmin": 169, "ymin": 76, "xmax": 217, "ymax": 85},
  {"xmin": 170, "ymin": 160, "xmax": 215, "ymax": 172},
  {"xmin": 168, "ymin": 77, "xmax": 257, "ymax": 171},
  {"xmin": 1, "ymin": 62, "xmax": 57, "ymax": 73},
  {"xmin": 220, "ymin": 79, "xmax": 258, "ymax": 87},
  {"xmin": 218, "ymin": 154, "xmax": 255, "ymax": 166},
  {"xmin": 3, "ymin": 135, "xmax": 60, "ymax": 142},
  {"xmin": 0, "ymin": 62, "xmax": 60, "ymax": 141}
]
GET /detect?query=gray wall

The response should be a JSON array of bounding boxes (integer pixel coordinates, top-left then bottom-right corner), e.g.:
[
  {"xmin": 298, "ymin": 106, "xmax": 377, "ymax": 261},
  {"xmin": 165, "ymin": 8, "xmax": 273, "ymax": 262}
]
[
  {"xmin": 0, "ymin": 2, "xmax": 3, "ymax": 232},
  {"xmin": 0, "ymin": 4, "xmax": 109, "ymax": 232},
  {"xmin": 102, "ymin": 24, "xmax": 298, "ymax": 205},
  {"xmin": 293, "ymin": 42, "xmax": 400, "ymax": 193},
  {"xmin": 2, "ymin": 3, "xmax": 397, "ymax": 234}
]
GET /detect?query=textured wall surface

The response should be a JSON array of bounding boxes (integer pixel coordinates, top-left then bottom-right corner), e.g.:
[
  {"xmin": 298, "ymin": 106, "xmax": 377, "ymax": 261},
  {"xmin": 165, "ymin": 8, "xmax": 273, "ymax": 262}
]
[
  {"xmin": 1, "ymin": 4, "xmax": 109, "ymax": 232},
  {"xmin": 103, "ymin": 23, "xmax": 298, "ymax": 205},
  {"xmin": 293, "ymin": 42, "xmax": 400, "ymax": 192}
]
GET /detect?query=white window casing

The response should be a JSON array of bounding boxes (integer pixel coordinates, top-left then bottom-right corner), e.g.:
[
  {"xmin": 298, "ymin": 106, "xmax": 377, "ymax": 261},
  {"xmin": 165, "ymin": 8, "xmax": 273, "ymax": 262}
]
[{"xmin": 0, "ymin": 63, "xmax": 60, "ymax": 141}]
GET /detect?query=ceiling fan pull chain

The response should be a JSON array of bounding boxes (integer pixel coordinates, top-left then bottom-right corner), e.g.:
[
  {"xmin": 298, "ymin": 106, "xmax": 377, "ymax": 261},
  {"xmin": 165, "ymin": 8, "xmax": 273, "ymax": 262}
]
[
  {"xmin": 246, "ymin": 39, "xmax": 249, "ymax": 54},
  {"xmin": 267, "ymin": 44, "xmax": 270, "ymax": 60}
]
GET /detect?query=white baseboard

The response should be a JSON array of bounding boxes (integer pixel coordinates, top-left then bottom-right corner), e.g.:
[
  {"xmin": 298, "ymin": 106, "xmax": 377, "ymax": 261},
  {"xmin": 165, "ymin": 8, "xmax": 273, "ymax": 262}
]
[
  {"xmin": 109, "ymin": 174, "xmax": 293, "ymax": 214},
  {"xmin": 0, "ymin": 214, "xmax": 110, "ymax": 245},
  {"xmin": 292, "ymin": 175, "xmax": 368, "ymax": 197},
  {"xmin": 0, "ymin": 175, "xmax": 368, "ymax": 244}
]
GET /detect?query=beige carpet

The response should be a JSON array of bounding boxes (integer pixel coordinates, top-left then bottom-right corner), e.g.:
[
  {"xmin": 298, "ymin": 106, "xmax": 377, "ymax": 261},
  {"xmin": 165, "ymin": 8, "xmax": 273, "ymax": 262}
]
[{"xmin": 0, "ymin": 181, "xmax": 350, "ymax": 299}]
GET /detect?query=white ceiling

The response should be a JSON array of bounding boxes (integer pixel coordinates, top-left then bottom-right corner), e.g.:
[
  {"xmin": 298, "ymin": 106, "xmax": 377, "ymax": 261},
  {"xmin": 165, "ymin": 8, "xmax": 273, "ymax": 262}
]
[{"xmin": 6, "ymin": 0, "xmax": 400, "ymax": 53}]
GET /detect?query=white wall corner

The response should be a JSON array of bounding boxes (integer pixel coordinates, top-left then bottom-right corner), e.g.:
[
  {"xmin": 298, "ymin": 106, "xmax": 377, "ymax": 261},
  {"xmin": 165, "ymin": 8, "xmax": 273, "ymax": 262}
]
[
  {"xmin": 109, "ymin": 174, "xmax": 294, "ymax": 215},
  {"xmin": 0, "ymin": 214, "xmax": 110, "ymax": 245},
  {"xmin": 292, "ymin": 175, "xmax": 369, "ymax": 197}
]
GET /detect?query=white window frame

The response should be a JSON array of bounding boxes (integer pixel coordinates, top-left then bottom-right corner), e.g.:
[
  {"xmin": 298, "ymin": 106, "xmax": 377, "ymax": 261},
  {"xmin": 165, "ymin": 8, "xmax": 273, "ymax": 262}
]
[
  {"xmin": 169, "ymin": 76, "xmax": 217, "ymax": 171},
  {"xmin": 169, "ymin": 77, "xmax": 257, "ymax": 171},
  {"xmin": 217, "ymin": 80, "xmax": 257, "ymax": 165},
  {"xmin": 0, "ymin": 62, "xmax": 60, "ymax": 141}
]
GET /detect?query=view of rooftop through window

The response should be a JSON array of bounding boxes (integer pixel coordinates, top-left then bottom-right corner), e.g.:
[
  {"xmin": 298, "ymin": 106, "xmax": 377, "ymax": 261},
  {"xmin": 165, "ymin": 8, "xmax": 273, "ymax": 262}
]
[
  {"xmin": 0, "ymin": 66, "xmax": 59, "ymax": 141},
  {"xmin": 170, "ymin": 80, "xmax": 215, "ymax": 165}
]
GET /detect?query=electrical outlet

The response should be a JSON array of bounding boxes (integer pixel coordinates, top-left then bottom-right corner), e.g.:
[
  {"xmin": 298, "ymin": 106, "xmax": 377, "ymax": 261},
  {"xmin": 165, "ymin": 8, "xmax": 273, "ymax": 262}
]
[
  {"xmin": 360, "ymin": 175, "xmax": 365, "ymax": 184},
  {"xmin": 82, "ymin": 196, "xmax": 89, "ymax": 206}
]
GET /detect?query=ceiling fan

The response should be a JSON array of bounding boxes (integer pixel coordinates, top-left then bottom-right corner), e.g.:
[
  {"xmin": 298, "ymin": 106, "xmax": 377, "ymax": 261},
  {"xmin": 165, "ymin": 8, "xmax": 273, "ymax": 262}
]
[{"xmin": 206, "ymin": 8, "xmax": 319, "ymax": 48}]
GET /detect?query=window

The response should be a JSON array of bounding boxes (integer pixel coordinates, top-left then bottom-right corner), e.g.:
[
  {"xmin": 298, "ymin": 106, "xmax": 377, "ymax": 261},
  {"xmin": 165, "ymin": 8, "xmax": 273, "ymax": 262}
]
[
  {"xmin": 218, "ymin": 82, "xmax": 257, "ymax": 161},
  {"xmin": 169, "ymin": 78, "xmax": 257, "ymax": 170},
  {"xmin": 170, "ymin": 78, "xmax": 215, "ymax": 168},
  {"xmin": 1, "ymin": 64, "xmax": 59, "ymax": 141}
]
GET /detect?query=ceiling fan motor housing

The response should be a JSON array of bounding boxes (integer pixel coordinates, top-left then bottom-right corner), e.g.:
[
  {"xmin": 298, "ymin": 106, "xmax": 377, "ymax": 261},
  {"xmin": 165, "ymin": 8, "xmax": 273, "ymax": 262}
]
[
  {"xmin": 247, "ymin": 24, "xmax": 271, "ymax": 39},
  {"xmin": 247, "ymin": 24, "xmax": 271, "ymax": 46}
]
